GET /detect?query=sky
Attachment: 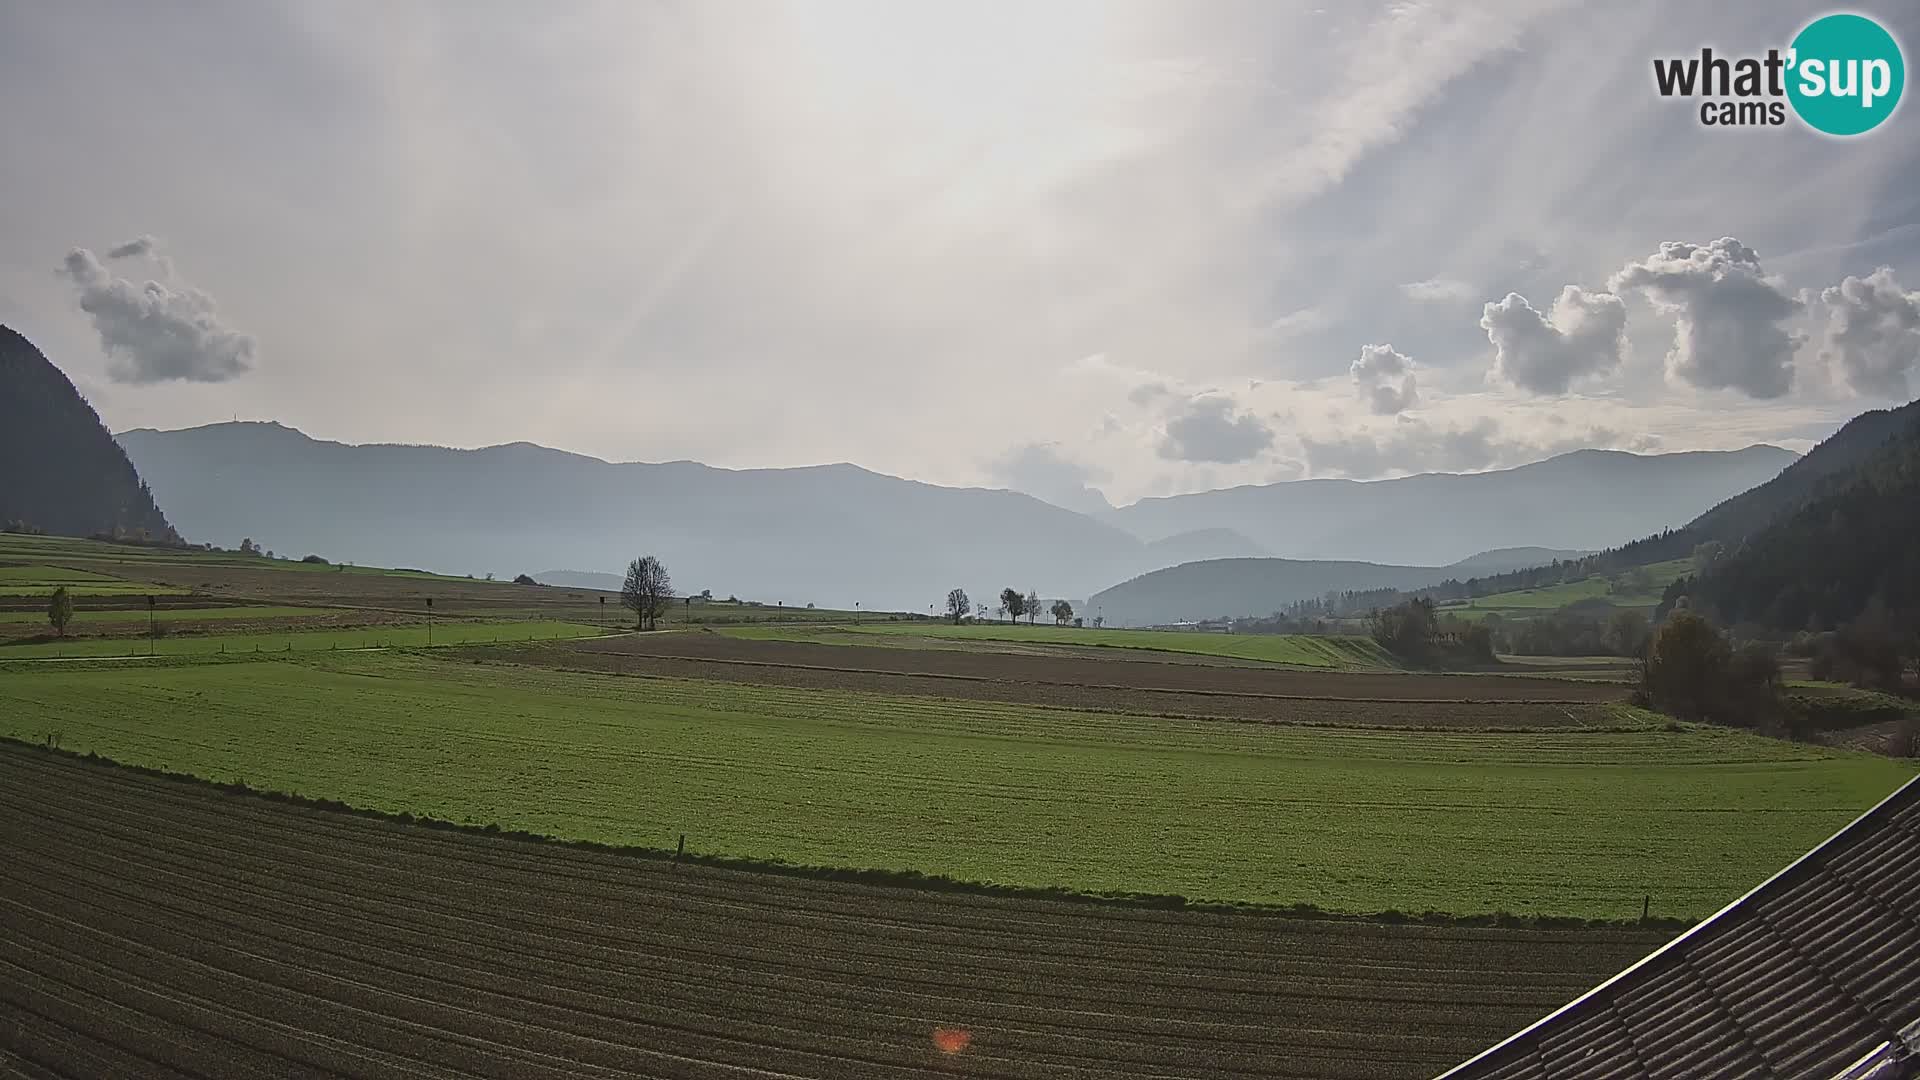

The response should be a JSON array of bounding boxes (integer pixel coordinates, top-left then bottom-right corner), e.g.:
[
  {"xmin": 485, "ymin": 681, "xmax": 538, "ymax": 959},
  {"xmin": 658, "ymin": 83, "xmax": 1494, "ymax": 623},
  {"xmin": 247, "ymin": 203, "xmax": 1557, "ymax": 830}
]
[{"xmin": 3, "ymin": 0, "xmax": 1918, "ymax": 510}]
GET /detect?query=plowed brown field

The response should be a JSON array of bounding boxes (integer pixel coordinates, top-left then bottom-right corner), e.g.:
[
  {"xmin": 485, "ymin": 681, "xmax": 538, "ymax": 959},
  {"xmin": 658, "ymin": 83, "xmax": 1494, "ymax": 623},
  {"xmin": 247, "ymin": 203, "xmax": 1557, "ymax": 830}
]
[
  {"xmin": 492, "ymin": 632, "xmax": 1631, "ymax": 729},
  {"xmin": 0, "ymin": 744, "xmax": 1668, "ymax": 1080}
]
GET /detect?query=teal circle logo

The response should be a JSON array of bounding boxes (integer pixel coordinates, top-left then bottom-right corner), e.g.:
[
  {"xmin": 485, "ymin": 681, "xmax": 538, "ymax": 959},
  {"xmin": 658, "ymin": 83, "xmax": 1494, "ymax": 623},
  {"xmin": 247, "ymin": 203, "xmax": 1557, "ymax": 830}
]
[{"xmin": 1787, "ymin": 13, "xmax": 1904, "ymax": 135}]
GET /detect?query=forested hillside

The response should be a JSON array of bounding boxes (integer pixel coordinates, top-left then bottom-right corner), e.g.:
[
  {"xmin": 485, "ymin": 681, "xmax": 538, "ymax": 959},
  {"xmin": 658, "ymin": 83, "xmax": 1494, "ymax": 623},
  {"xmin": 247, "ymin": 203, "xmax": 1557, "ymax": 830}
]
[
  {"xmin": 1664, "ymin": 411, "xmax": 1920, "ymax": 633},
  {"xmin": 0, "ymin": 325, "xmax": 176, "ymax": 542}
]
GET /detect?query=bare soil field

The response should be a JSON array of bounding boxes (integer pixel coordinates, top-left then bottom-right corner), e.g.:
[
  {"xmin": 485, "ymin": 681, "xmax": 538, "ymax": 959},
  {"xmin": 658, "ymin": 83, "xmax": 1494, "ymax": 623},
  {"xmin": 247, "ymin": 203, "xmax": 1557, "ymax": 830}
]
[
  {"xmin": 503, "ymin": 642, "xmax": 1627, "ymax": 728},
  {"xmin": 0, "ymin": 744, "xmax": 1668, "ymax": 1080},
  {"xmin": 549, "ymin": 631, "xmax": 1630, "ymax": 706}
]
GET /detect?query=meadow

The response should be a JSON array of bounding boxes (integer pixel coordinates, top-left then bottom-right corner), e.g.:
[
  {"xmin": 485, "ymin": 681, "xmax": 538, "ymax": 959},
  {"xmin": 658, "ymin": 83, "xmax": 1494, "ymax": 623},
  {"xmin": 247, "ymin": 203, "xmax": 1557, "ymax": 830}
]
[
  {"xmin": 1435, "ymin": 557, "xmax": 1693, "ymax": 619},
  {"xmin": 3, "ymin": 649, "xmax": 1908, "ymax": 919},
  {"xmin": 0, "ymin": 620, "xmax": 602, "ymax": 658}
]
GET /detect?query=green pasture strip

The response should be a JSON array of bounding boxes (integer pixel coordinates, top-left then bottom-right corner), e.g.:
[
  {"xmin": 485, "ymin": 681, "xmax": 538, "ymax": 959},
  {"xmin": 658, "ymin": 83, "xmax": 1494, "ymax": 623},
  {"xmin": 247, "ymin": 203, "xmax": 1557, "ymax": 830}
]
[
  {"xmin": 1, "ymin": 651, "xmax": 1906, "ymax": 919},
  {"xmin": 0, "ymin": 605, "xmax": 349, "ymax": 626},
  {"xmin": 0, "ymin": 620, "xmax": 602, "ymax": 658}
]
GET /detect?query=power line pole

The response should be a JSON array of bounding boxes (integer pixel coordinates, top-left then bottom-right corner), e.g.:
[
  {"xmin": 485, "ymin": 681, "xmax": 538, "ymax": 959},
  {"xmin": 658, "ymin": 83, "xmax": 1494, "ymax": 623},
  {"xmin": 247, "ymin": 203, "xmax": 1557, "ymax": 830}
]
[
  {"xmin": 147, "ymin": 595, "xmax": 156, "ymax": 655},
  {"xmin": 426, "ymin": 596, "xmax": 433, "ymax": 646}
]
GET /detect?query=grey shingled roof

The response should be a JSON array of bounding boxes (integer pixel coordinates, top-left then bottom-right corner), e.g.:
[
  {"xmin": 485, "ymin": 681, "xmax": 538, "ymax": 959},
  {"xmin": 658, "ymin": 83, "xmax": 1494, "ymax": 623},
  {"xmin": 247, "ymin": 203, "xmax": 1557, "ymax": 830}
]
[{"xmin": 1438, "ymin": 774, "xmax": 1920, "ymax": 1080}]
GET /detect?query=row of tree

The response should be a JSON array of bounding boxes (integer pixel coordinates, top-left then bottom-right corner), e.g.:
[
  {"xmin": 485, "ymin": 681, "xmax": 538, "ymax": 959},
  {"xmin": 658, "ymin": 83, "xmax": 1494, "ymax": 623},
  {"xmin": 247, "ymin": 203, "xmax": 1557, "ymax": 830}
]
[{"xmin": 942, "ymin": 588, "xmax": 1075, "ymax": 626}]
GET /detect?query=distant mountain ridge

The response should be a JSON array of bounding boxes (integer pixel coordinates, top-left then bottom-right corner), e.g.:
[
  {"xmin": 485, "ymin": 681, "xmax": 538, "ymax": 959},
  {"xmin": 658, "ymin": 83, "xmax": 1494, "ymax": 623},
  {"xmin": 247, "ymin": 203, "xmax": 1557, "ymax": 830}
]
[
  {"xmin": 1086, "ymin": 547, "xmax": 1589, "ymax": 627},
  {"xmin": 115, "ymin": 420, "xmax": 1801, "ymax": 613},
  {"xmin": 1103, "ymin": 445, "xmax": 1798, "ymax": 565},
  {"xmin": 0, "ymin": 325, "xmax": 175, "ymax": 541}
]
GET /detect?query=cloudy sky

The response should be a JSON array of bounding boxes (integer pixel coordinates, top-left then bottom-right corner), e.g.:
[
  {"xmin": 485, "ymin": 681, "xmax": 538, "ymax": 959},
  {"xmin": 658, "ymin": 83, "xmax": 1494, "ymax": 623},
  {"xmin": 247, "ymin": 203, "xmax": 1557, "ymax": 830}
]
[{"xmin": 3, "ymin": 1, "xmax": 1917, "ymax": 509}]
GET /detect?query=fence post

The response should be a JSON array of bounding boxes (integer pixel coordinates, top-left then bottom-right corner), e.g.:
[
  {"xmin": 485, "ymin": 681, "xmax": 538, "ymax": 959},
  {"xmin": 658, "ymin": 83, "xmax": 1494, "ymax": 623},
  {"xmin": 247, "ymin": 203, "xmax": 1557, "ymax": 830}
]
[
  {"xmin": 1642, "ymin": 894, "xmax": 1650, "ymax": 922},
  {"xmin": 676, "ymin": 834, "xmax": 686, "ymax": 861}
]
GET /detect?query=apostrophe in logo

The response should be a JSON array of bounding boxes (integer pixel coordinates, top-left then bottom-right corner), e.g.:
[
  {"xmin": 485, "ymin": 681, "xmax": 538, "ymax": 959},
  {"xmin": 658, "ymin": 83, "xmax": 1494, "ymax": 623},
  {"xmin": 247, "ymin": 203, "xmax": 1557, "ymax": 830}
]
[
  {"xmin": 1787, "ymin": 13, "xmax": 1904, "ymax": 135},
  {"xmin": 1651, "ymin": 12, "xmax": 1904, "ymax": 135}
]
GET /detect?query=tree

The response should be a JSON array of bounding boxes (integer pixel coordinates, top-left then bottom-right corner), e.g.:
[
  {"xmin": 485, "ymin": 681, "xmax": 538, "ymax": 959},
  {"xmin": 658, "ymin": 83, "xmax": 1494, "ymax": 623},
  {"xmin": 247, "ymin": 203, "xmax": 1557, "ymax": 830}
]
[
  {"xmin": 1051, "ymin": 599, "xmax": 1073, "ymax": 625},
  {"xmin": 1000, "ymin": 588, "xmax": 1024, "ymax": 624},
  {"xmin": 1367, "ymin": 597, "xmax": 1438, "ymax": 658},
  {"xmin": 239, "ymin": 537, "xmax": 258, "ymax": 556},
  {"xmin": 1638, "ymin": 612, "xmax": 1729, "ymax": 721},
  {"xmin": 1026, "ymin": 589, "xmax": 1041, "ymax": 625},
  {"xmin": 47, "ymin": 586, "xmax": 73, "ymax": 638},
  {"xmin": 1606, "ymin": 609, "xmax": 1652, "ymax": 658},
  {"xmin": 512, "ymin": 573, "xmax": 538, "ymax": 586},
  {"xmin": 945, "ymin": 588, "xmax": 971, "ymax": 624},
  {"xmin": 621, "ymin": 555, "xmax": 674, "ymax": 630}
]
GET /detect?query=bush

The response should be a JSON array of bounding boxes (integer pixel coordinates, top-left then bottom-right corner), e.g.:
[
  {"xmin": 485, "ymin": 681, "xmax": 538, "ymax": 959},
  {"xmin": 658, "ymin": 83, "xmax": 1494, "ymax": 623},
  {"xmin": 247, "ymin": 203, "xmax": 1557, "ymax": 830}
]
[
  {"xmin": 1637, "ymin": 613, "xmax": 1785, "ymax": 728},
  {"xmin": 301, "ymin": 554, "xmax": 328, "ymax": 565},
  {"xmin": 512, "ymin": 573, "xmax": 539, "ymax": 586}
]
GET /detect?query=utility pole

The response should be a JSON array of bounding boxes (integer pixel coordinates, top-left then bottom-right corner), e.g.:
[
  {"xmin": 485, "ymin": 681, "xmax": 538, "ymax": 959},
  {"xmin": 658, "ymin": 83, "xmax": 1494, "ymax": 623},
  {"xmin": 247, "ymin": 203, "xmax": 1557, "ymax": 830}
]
[
  {"xmin": 147, "ymin": 595, "xmax": 156, "ymax": 655},
  {"xmin": 599, "ymin": 595, "xmax": 606, "ymax": 626},
  {"xmin": 426, "ymin": 596, "xmax": 433, "ymax": 646}
]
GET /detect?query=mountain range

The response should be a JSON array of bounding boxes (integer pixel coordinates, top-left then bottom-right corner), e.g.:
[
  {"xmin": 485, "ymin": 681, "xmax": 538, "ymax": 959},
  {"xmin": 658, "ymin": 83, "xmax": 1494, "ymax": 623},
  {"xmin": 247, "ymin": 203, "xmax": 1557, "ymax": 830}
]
[
  {"xmin": 1101, "ymin": 444, "xmax": 1797, "ymax": 564},
  {"xmin": 114, "ymin": 417, "xmax": 1794, "ymax": 611}
]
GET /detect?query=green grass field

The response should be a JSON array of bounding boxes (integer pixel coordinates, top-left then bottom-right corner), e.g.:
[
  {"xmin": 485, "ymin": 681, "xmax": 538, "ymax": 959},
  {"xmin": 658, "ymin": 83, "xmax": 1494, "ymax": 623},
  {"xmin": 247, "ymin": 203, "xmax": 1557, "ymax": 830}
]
[
  {"xmin": 729, "ymin": 621, "xmax": 1399, "ymax": 668},
  {"xmin": 0, "ymin": 620, "xmax": 603, "ymax": 658},
  {"xmin": 0, "ymin": 605, "xmax": 345, "ymax": 626},
  {"xmin": 2, "ymin": 650, "xmax": 1907, "ymax": 919},
  {"xmin": 1437, "ymin": 558, "xmax": 1694, "ymax": 619}
]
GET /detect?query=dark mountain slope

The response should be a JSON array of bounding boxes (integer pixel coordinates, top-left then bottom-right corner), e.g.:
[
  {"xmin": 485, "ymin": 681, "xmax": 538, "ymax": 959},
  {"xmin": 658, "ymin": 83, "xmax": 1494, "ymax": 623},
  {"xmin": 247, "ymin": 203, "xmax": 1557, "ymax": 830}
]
[
  {"xmin": 0, "ymin": 325, "xmax": 175, "ymax": 541},
  {"xmin": 1683, "ymin": 398, "xmax": 1920, "ymax": 547},
  {"xmin": 1670, "ymin": 403, "xmax": 1920, "ymax": 632}
]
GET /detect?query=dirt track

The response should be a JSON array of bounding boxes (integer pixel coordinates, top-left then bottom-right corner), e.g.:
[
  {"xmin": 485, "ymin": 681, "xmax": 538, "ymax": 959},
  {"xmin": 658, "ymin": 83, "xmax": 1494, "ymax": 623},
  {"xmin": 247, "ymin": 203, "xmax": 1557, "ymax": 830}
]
[{"xmin": 0, "ymin": 744, "xmax": 1666, "ymax": 1080}]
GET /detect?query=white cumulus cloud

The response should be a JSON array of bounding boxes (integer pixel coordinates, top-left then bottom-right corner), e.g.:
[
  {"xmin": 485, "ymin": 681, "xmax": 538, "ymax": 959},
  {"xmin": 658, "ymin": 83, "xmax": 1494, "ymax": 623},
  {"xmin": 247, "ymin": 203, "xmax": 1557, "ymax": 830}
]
[
  {"xmin": 1481, "ymin": 285, "xmax": 1627, "ymax": 395},
  {"xmin": 1813, "ymin": 267, "xmax": 1920, "ymax": 399},
  {"xmin": 1609, "ymin": 237, "xmax": 1802, "ymax": 399},
  {"xmin": 1350, "ymin": 342, "xmax": 1419, "ymax": 414}
]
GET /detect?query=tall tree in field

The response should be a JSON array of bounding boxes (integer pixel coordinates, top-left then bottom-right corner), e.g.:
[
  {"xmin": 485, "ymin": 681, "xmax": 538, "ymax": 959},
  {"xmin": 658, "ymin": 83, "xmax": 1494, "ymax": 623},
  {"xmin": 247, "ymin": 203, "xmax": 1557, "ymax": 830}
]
[
  {"xmin": 945, "ymin": 588, "xmax": 970, "ymax": 624},
  {"xmin": 47, "ymin": 586, "xmax": 73, "ymax": 638},
  {"xmin": 1025, "ymin": 589, "xmax": 1040, "ymax": 625},
  {"xmin": 621, "ymin": 555, "xmax": 674, "ymax": 630},
  {"xmin": 1050, "ymin": 599, "xmax": 1073, "ymax": 625},
  {"xmin": 1000, "ymin": 587, "xmax": 1023, "ymax": 624}
]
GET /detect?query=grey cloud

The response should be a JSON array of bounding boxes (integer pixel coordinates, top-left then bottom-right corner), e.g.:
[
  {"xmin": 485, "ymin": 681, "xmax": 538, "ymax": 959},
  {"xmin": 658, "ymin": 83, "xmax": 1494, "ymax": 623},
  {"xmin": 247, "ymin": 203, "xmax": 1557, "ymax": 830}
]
[
  {"xmin": 57, "ymin": 242, "xmax": 255, "ymax": 384},
  {"xmin": 107, "ymin": 234, "xmax": 159, "ymax": 259},
  {"xmin": 1350, "ymin": 342, "xmax": 1418, "ymax": 415},
  {"xmin": 1156, "ymin": 394, "xmax": 1275, "ymax": 464},
  {"xmin": 1814, "ymin": 267, "xmax": 1920, "ymax": 398},
  {"xmin": 1301, "ymin": 418, "xmax": 1626, "ymax": 479},
  {"xmin": 1401, "ymin": 277, "xmax": 1475, "ymax": 302},
  {"xmin": 1127, "ymin": 381, "xmax": 1172, "ymax": 407},
  {"xmin": 1609, "ymin": 237, "xmax": 1801, "ymax": 399},
  {"xmin": 1481, "ymin": 286, "xmax": 1627, "ymax": 395},
  {"xmin": 986, "ymin": 442, "xmax": 1113, "ymax": 516}
]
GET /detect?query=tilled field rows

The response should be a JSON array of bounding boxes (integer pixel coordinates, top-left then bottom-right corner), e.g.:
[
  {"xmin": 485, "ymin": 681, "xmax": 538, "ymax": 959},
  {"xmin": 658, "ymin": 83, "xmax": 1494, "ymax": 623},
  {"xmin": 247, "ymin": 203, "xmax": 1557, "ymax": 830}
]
[
  {"xmin": 566, "ymin": 634, "xmax": 1631, "ymax": 703},
  {"xmin": 0, "ymin": 745, "xmax": 1666, "ymax": 1080}
]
